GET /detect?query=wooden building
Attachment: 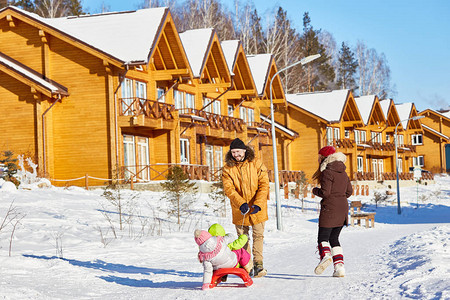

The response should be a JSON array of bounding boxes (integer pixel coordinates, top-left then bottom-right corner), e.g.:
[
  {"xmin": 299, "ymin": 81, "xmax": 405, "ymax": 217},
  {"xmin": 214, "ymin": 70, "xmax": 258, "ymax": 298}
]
[
  {"xmin": 285, "ymin": 90, "xmax": 363, "ymax": 181},
  {"xmin": 418, "ymin": 109, "xmax": 450, "ymax": 173}
]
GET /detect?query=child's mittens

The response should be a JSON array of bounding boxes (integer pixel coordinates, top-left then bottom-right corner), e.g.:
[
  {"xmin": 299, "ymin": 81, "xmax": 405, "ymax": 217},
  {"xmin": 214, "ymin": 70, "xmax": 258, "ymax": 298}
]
[{"xmin": 202, "ymin": 283, "xmax": 212, "ymax": 290}]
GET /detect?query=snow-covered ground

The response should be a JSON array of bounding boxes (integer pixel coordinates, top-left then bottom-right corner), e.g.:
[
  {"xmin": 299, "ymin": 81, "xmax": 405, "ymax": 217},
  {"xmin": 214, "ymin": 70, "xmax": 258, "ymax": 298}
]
[{"xmin": 0, "ymin": 175, "xmax": 449, "ymax": 299}]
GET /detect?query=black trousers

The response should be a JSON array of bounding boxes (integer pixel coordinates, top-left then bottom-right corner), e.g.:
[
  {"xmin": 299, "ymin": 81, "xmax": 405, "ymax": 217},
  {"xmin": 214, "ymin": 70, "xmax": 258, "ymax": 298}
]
[{"xmin": 318, "ymin": 226, "xmax": 343, "ymax": 247}]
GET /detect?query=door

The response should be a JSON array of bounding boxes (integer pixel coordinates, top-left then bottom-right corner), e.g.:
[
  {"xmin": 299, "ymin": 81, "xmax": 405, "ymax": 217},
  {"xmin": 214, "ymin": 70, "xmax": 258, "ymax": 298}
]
[
  {"xmin": 137, "ymin": 137, "xmax": 149, "ymax": 181},
  {"xmin": 123, "ymin": 135, "xmax": 136, "ymax": 179},
  {"xmin": 122, "ymin": 78, "xmax": 133, "ymax": 115}
]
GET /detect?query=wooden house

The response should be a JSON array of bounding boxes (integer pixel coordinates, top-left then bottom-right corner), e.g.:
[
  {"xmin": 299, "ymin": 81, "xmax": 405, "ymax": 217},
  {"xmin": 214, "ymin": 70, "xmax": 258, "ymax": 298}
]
[
  {"xmin": 0, "ymin": 6, "xmax": 199, "ymax": 185},
  {"xmin": 418, "ymin": 109, "xmax": 450, "ymax": 173},
  {"xmin": 394, "ymin": 103, "xmax": 424, "ymax": 175},
  {"xmin": 246, "ymin": 54, "xmax": 294, "ymax": 172},
  {"xmin": 354, "ymin": 95, "xmax": 390, "ymax": 180},
  {"xmin": 285, "ymin": 90, "xmax": 363, "ymax": 181}
]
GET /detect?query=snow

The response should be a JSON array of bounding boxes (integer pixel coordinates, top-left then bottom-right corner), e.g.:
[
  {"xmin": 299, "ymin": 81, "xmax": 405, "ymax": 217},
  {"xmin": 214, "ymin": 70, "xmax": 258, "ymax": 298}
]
[
  {"xmin": 260, "ymin": 115, "xmax": 297, "ymax": 137},
  {"xmin": 247, "ymin": 54, "xmax": 272, "ymax": 96},
  {"xmin": 221, "ymin": 40, "xmax": 240, "ymax": 76},
  {"xmin": 0, "ymin": 53, "xmax": 66, "ymax": 94},
  {"xmin": 179, "ymin": 28, "xmax": 214, "ymax": 78},
  {"xmin": 395, "ymin": 103, "xmax": 413, "ymax": 130},
  {"xmin": 7, "ymin": 6, "xmax": 167, "ymax": 64},
  {"xmin": 379, "ymin": 99, "xmax": 392, "ymax": 119},
  {"xmin": 355, "ymin": 95, "xmax": 377, "ymax": 125},
  {"xmin": 422, "ymin": 124, "xmax": 450, "ymax": 140},
  {"xmin": 286, "ymin": 90, "xmax": 350, "ymax": 122},
  {"xmin": 0, "ymin": 174, "xmax": 449, "ymax": 299}
]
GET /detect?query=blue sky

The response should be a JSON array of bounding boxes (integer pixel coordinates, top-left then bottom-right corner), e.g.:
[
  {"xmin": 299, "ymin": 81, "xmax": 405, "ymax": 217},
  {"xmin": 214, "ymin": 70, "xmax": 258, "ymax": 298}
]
[{"xmin": 81, "ymin": 0, "xmax": 450, "ymax": 112}]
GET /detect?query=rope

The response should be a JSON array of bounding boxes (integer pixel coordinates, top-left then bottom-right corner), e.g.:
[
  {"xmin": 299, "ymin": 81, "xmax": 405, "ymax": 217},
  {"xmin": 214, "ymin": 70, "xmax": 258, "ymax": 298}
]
[{"xmin": 50, "ymin": 176, "xmax": 125, "ymax": 182}]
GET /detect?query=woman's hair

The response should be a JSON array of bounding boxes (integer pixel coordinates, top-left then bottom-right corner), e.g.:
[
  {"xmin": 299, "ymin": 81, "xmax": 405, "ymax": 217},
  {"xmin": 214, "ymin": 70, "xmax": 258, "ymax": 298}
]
[{"xmin": 311, "ymin": 155, "xmax": 325, "ymax": 183}]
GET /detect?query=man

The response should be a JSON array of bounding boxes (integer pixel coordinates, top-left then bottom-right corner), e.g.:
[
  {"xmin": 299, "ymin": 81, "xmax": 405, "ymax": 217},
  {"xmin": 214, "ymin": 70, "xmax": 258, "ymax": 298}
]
[{"xmin": 222, "ymin": 138, "xmax": 270, "ymax": 277}]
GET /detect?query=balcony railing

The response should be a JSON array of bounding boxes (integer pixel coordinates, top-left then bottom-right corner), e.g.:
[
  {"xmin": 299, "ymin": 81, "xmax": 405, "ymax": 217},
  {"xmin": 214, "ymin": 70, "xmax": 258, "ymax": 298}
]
[
  {"xmin": 267, "ymin": 170, "xmax": 305, "ymax": 183},
  {"xmin": 121, "ymin": 163, "xmax": 210, "ymax": 181},
  {"xmin": 354, "ymin": 171, "xmax": 433, "ymax": 181},
  {"xmin": 120, "ymin": 97, "xmax": 175, "ymax": 120},
  {"xmin": 325, "ymin": 139, "xmax": 355, "ymax": 149},
  {"xmin": 178, "ymin": 108, "xmax": 245, "ymax": 132}
]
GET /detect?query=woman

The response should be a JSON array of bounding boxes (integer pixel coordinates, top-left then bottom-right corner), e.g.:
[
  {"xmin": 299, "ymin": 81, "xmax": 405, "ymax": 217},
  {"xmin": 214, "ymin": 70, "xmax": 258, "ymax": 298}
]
[{"xmin": 312, "ymin": 146, "xmax": 353, "ymax": 277}]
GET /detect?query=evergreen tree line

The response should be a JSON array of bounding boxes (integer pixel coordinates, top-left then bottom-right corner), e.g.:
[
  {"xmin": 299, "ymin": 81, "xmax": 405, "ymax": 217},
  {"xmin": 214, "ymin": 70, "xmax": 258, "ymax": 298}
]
[{"xmin": 1, "ymin": 0, "xmax": 394, "ymax": 98}]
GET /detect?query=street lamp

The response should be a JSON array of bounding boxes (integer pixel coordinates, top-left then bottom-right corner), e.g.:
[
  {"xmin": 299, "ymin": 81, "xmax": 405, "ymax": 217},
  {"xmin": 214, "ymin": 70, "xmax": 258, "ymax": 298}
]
[
  {"xmin": 269, "ymin": 54, "xmax": 321, "ymax": 230},
  {"xmin": 394, "ymin": 115, "xmax": 425, "ymax": 214}
]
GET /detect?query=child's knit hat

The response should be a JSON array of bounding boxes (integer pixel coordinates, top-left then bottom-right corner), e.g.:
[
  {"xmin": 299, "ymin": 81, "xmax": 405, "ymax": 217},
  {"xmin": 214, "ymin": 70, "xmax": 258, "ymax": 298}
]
[{"xmin": 194, "ymin": 229, "xmax": 212, "ymax": 245}]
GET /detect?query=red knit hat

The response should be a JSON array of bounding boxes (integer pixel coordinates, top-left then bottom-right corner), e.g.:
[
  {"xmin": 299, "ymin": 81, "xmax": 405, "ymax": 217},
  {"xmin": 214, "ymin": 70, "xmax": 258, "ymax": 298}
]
[
  {"xmin": 319, "ymin": 146, "xmax": 336, "ymax": 157},
  {"xmin": 194, "ymin": 229, "xmax": 212, "ymax": 245}
]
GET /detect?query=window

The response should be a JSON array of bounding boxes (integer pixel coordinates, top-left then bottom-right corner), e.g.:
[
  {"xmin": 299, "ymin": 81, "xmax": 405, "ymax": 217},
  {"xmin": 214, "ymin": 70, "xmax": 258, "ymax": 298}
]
[
  {"xmin": 395, "ymin": 134, "xmax": 404, "ymax": 146},
  {"xmin": 357, "ymin": 156, "xmax": 363, "ymax": 172},
  {"xmin": 180, "ymin": 139, "xmax": 189, "ymax": 164},
  {"xmin": 333, "ymin": 128, "xmax": 340, "ymax": 140},
  {"xmin": 228, "ymin": 105, "xmax": 234, "ymax": 117},
  {"xmin": 205, "ymin": 145, "xmax": 214, "ymax": 171},
  {"xmin": 203, "ymin": 97, "xmax": 212, "ymax": 113},
  {"xmin": 215, "ymin": 147, "xmax": 223, "ymax": 170},
  {"xmin": 248, "ymin": 108, "xmax": 255, "ymax": 125},
  {"xmin": 386, "ymin": 134, "xmax": 390, "ymax": 143},
  {"xmin": 413, "ymin": 156, "xmax": 424, "ymax": 167},
  {"xmin": 411, "ymin": 134, "xmax": 423, "ymax": 145},
  {"xmin": 121, "ymin": 78, "xmax": 133, "ymax": 115},
  {"xmin": 344, "ymin": 130, "xmax": 350, "ymax": 139},
  {"xmin": 136, "ymin": 81, "xmax": 147, "ymax": 108},
  {"xmin": 397, "ymin": 158, "xmax": 403, "ymax": 172},
  {"xmin": 185, "ymin": 93, "xmax": 195, "ymax": 111},
  {"xmin": 137, "ymin": 137, "xmax": 149, "ymax": 181},
  {"xmin": 355, "ymin": 130, "xmax": 367, "ymax": 144},
  {"xmin": 371, "ymin": 131, "xmax": 382, "ymax": 144},
  {"xmin": 174, "ymin": 90, "xmax": 184, "ymax": 110},
  {"xmin": 213, "ymin": 100, "xmax": 221, "ymax": 115},
  {"xmin": 326, "ymin": 127, "xmax": 333, "ymax": 145},
  {"xmin": 123, "ymin": 135, "xmax": 136, "ymax": 179},
  {"xmin": 157, "ymin": 88, "xmax": 165, "ymax": 102},
  {"xmin": 240, "ymin": 106, "xmax": 247, "ymax": 122}
]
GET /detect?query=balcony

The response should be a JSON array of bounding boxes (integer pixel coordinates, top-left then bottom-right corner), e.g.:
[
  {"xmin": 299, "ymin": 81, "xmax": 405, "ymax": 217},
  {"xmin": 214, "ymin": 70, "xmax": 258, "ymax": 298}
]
[
  {"xmin": 354, "ymin": 171, "xmax": 433, "ymax": 181},
  {"xmin": 121, "ymin": 163, "xmax": 210, "ymax": 182},
  {"xmin": 120, "ymin": 97, "xmax": 175, "ymax": 120},
  {"xmin": 178, "ymin": 108, "xmax": 245, "ymax": 133}
]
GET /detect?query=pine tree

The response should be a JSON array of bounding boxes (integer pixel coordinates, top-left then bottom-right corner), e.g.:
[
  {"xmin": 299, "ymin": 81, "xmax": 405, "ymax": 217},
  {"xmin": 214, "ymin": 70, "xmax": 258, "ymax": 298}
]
[
  {"xmin": 299, "ymin": 12, "xmax": 335, "ymax": 92},
  {"xmin": 336, "ymin": 41, "xmax": 358, "ymax": 90},
  {"xmin": 160, "ymin": 166, "xmax": 198, "ymax": 227}
]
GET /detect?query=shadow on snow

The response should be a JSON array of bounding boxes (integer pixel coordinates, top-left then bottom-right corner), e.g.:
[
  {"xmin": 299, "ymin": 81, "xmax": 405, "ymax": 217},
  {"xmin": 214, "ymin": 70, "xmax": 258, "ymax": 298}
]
[{"xmin": 22, "ymin": 254, "xmax": 201, "ymax": 289}]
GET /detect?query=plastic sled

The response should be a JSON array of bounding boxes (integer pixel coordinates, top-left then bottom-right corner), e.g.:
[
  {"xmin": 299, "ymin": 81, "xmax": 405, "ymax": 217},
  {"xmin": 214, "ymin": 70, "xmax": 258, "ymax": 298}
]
[{"xmin": 210, "ymin": 268, "xmax": 253, "ymax": 288}]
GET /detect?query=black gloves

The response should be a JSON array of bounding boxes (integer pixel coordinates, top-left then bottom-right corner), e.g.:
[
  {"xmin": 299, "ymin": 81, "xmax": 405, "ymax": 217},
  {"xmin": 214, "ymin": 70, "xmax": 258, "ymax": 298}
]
[
  {"xmin": 312, "ymin": 187, "xmax": 320, "ymax": 196},
  {"xmin": 240, "ymin": 203, "xmax": 261, "ymax": 215},
  {"xmin": 250, "ymin": 205, "xmax": 261, "ymax": 214},
  {"xmin": 239, "ymin": 203, "xmax": 249, "ymax": 215}
]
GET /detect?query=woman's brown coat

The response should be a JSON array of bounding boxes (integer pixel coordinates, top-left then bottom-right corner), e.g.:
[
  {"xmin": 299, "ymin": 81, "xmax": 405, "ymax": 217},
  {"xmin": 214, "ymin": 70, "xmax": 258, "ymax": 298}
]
[
  {"xmin": 222, "ymin": 146, "xmax": 270, "ymax": 226},
  {"xmin": 313, "ymin": 152, "xmax": 353, "ymax": 228}
]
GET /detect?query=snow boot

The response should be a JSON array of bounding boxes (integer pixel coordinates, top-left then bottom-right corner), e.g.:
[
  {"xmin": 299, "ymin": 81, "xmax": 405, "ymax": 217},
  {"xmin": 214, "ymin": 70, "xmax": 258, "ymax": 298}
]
[
  {"xmin": 331, "ymin": 246, "xmax": 345, "ymax": 277},
  {"xmin": 252, "ymin": 262, "xmax": 267, "ymax": 278},
  {"xmin": 242, "ymin": 262, "xmax": 253, "ymax": 274},
  {"xmin": 314, "ymin": 241, "xmax": 332, "ymax": 275}
]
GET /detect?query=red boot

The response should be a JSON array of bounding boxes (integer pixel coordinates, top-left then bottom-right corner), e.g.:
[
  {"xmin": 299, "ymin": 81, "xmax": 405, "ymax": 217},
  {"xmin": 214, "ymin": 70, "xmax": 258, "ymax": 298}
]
[{"xmin": 314, "ymin": 241, "xmax": 332, "ymax": 275}]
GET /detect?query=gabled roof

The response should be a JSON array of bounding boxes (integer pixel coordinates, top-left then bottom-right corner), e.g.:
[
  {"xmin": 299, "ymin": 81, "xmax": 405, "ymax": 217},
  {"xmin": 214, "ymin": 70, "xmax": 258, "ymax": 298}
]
[
  {"xmin": 179, "ymin": 28, "xmax": 230, "ymax": 84},
  {"xmin": 260, "ymin": 114, "xmax": 298, "ymax": 138},
  {"xmin": 355, "ymin": 95, "xmax": 386, "ymax": 126},
  {"xmin": 0, "ymin": 52, "xmax": 67, "ymax": 97},
  {"xmin": 179, "ymin": 28, "xmax": 214, "ymax": 78},
  {"xmin": 286, "ymin": 90, "xmax": 353, "ymax": 123},
  {"xmin": 395, "ymin": 102, "xmax": 422, "ymax": 130},
  {"xmin": 422, "ymin": 124, "xmax": 450, "ymax": 140},
  {"xmin": 221, "ymin": 40, "xmax": 256, "ymax": 98},
  {"xmin": 0, "ymin": 6, "xmax": 169, "ymax": 65},
  {"xmin": 379, "ymin": 99, "xmax": 401, "ymax": 127},
  {"xmin": 246, "ymin": 54, "xmax": 271, "ymax": 96},
  {"xmin": 419, "ymin": 109, "xmax": 450, "ymax": 122},
  {"xmin": 220, "ymin": 40, "xmax": 239, "ymax": 76}
]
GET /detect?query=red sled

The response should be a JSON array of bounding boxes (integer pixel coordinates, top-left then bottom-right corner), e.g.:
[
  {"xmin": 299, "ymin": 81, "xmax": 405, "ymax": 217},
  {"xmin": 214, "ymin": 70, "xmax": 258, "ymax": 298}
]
[{"xmin": 210, "ymin": 268, "xmax": 253, "ymax": 288}]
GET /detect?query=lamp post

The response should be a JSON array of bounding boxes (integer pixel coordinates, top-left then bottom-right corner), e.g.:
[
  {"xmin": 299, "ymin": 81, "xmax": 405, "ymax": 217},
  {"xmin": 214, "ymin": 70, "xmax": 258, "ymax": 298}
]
[
  {"xmin": 394, "ymin": 115, "xmax": 425, "ymax": 214},
  {"xmin": 269, "ymin": 54, "xmax": 321, "ymax": 230}
]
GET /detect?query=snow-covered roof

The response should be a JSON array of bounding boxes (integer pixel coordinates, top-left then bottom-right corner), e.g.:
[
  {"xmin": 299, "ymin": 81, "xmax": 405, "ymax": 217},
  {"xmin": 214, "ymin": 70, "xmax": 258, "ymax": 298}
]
[
  {"xmin": 422, "ymin": 124, "xmax": 450, "ymax": 140},
  {"xmin": 260, "ymin": 115, "xmax": 298, "ymax": 137},
  {"xmin": 379, "ymin": 99, "xmax": 392, "ymax": 119},
  {"xmin": 179, "ymin": 28, "xmax": 214, "ymax": 78},
  {"xmin": 0, "ymin": 52, "xmax": 67, "ymax": 95},
  {"xmin": 355, "ymin": 95, "xmax": 376, "ymax": 125},
  {"xmin": 395, "ymin": 103, "xmax": 413, "ymax": 130},
  {"xmin": 286, "ymin": 90, "xmax": 350, "ymax": 122},
  {"xmin": 221, "ymin": 40, "xmax": 240, "ymax": 76},
  {"xmin": 247, "ymin": 54, "xmax": 272, "ymax": 95},
  {"xmin": 6, "ymin": 6, "xmax": 167, "ymax": 64}
]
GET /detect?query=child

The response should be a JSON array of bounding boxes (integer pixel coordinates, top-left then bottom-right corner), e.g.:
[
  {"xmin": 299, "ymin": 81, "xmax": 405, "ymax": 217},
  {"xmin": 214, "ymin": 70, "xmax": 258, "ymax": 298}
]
[
  {"xmin": 194, "ymin": 229, "xmax": 252, "ymax": 290},
  {"xmin": 206, "ymin": 223, "xmax": 249, "ymax": 282}
]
